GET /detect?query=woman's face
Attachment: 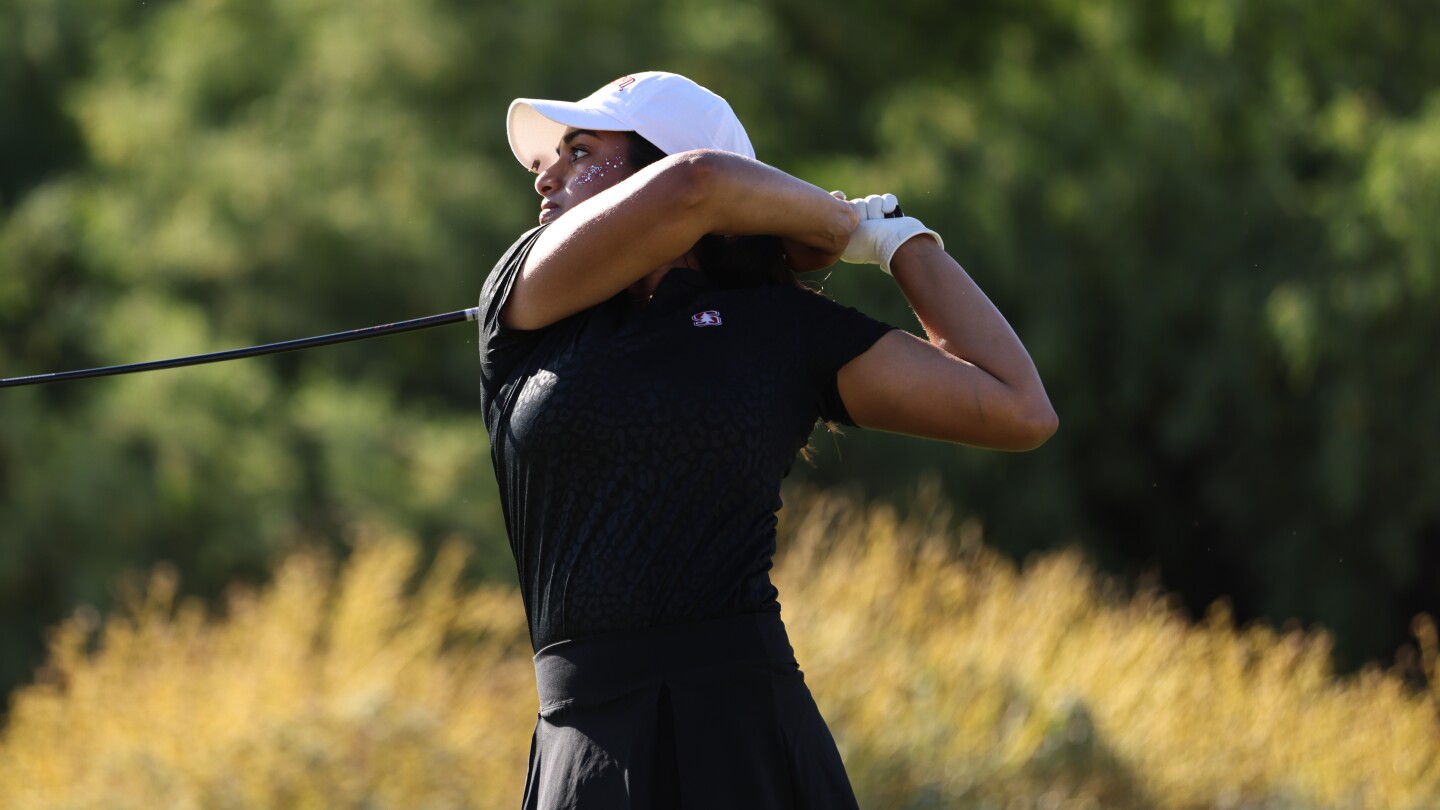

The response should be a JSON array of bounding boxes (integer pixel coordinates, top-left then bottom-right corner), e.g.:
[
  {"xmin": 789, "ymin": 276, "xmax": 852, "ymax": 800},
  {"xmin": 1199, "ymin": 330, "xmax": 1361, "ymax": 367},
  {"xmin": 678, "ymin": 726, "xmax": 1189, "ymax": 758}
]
[{"xmin": 533, "ymin": 128, "xmax": 638, "ymax": 225}]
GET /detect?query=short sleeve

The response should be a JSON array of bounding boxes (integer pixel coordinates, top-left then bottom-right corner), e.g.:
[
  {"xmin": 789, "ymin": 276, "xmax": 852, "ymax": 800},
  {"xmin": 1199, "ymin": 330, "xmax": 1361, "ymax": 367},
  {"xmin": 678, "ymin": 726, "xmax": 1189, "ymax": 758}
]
[
  {"xmin": 786, "ymin": 287, "xmax": 899, "ymax": 426},
  {"xmin": 477, "ymin": 225, "xmax": 548, "ymax": 412}
]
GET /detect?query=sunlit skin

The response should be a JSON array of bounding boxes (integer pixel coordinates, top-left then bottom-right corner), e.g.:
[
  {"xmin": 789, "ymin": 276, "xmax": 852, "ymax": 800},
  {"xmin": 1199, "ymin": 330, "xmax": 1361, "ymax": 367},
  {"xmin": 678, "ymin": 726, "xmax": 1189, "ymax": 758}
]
[
  {"xmin": 533, "ymin": 127, "xmax": 694, "ymax": 300},
  {"xmin": 513, "ymin": 140, "xmax": 1055, "ymax": 449},
  {"xmin": 532, "ymin": 127, "xmax": 837, "ymax": 297},
  {"xmin": 533, "ymin": 128, "xmax": 635, "ymax": 226}
]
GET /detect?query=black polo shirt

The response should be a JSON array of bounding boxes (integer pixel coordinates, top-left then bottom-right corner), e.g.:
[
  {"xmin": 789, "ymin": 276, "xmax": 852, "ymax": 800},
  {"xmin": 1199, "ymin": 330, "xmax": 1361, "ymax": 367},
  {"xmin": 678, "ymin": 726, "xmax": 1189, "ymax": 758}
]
[{"xmin": 478, "ymin": 226, "xmax": 896, "ymax": 651}]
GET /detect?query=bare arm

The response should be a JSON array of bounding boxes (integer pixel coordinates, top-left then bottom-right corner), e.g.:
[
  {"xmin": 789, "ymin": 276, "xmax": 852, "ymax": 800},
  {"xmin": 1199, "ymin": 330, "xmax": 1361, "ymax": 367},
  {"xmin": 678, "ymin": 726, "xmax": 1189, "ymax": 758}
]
[
  {"xmin": 837, "ymin": 237, "xmax": 1058, "ymax": 451},
  {"xmin": 503, "ymin": 151, "xmax": 857, "ymax": 330}
]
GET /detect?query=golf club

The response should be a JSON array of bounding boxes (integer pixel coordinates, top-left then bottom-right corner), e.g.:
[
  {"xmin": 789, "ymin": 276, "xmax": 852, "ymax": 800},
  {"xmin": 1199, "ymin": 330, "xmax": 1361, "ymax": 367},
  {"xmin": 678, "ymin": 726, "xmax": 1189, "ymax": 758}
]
[
  {"xmin": 0, "ymin": 307, "xmax": 480, "ymax": 389},
  {"xmin": 1, "ymin": 205, "xmax": 905, "ymax": 390}
]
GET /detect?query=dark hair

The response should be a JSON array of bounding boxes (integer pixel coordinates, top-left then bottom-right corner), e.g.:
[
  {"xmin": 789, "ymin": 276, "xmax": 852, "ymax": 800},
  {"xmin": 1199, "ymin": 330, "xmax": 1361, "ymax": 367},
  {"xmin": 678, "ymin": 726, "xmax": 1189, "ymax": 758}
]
[{"xmin": 626, "ymin": 133, "xmax": 798, "ymax": 290}]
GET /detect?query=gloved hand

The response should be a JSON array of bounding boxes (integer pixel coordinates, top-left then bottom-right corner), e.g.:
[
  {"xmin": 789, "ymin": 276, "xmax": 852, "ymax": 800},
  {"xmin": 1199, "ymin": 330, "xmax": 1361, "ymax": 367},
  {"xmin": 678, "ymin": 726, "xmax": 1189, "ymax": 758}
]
[
  {"xmin": 837, "ymin": 193, "xmax": 943, "ymax": 275},
  {"xmin": 844, "ymin": 192, "xmax": 899, "ymax": 221}
]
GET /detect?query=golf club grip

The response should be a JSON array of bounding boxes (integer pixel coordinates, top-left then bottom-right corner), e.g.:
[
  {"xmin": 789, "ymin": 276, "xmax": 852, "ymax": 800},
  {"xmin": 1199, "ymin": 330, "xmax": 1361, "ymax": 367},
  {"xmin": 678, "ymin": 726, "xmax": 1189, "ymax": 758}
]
[
  {"xmin": 0, "ymin": 307, "xmax": 480, "ymax": 388},
  {"xmin": 886, "ymin": 205, "xmax": 905, "ymax": 218}
]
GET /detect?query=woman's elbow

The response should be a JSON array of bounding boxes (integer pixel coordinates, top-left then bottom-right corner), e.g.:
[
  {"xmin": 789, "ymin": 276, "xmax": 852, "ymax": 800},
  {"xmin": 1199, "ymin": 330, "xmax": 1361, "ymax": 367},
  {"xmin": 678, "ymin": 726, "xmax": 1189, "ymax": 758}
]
[
  {"xmin": 977, "ymin": 398, "xmax": 1056, "ymax": 452},
  {"xmin": 652, "ymin": 149, "xmax": 725, "ymax": 212},
  {"xmin": 1011, "ymin": 401, "xmax": 1059, "ymax": 451}
]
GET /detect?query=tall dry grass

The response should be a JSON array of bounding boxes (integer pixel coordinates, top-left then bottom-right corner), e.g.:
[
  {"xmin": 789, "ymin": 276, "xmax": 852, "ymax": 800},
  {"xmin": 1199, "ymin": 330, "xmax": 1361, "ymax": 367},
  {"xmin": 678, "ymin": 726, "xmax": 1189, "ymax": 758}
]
[{"xmin": 2, "ymin": 493, "xmax": 1438, "ymax": 809}]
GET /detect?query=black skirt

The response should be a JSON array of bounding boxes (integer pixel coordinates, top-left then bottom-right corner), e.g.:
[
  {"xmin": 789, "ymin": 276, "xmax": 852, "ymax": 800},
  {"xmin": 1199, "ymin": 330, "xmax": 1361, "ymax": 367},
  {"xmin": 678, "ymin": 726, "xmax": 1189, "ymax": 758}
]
[{"xmin": 522, "ymin": 612, "xmax": 860, "ymax": 810}]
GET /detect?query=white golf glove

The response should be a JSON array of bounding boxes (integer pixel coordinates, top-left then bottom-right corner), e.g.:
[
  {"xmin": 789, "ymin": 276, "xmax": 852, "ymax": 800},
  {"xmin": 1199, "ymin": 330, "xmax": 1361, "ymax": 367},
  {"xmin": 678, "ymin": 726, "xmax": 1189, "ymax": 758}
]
[{"xmin": 837, "ymin": 193, "xmax": 943, "ymax": 275}]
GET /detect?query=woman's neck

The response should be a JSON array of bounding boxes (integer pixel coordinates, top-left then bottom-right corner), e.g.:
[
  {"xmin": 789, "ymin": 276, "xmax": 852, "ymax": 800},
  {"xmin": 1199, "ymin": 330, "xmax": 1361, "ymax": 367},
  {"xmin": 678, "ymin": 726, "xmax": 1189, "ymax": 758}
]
[{"xmin": 627, "ymin": 248, "xmax": 700, "ymax": 301}]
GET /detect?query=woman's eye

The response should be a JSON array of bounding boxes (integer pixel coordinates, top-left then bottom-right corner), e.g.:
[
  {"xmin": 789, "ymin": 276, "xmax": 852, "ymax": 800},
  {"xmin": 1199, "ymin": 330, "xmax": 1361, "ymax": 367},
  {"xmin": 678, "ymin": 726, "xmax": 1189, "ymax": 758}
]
[{"xmin": 569, "ymin": 145, "xmax": 590, "ymax": 162}]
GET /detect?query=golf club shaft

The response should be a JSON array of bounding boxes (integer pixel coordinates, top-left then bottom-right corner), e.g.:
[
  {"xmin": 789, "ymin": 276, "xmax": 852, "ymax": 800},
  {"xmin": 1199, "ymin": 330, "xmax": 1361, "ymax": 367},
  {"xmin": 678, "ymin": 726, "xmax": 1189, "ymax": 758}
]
[
  {"xmin": 3, "ymin": 206, "xmax": 905, "ymax": 389},
  {"xmin": 0, "ymin": 307, "xmax": 480, "ymax": 389}
]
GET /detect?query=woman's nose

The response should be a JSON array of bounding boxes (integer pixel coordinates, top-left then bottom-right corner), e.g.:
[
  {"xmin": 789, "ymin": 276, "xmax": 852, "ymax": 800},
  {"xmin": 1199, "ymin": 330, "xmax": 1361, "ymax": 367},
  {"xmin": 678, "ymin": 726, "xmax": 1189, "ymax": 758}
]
[{"xmin": 534, "ymin": 158, "xmax": 562, "ymax": 196}]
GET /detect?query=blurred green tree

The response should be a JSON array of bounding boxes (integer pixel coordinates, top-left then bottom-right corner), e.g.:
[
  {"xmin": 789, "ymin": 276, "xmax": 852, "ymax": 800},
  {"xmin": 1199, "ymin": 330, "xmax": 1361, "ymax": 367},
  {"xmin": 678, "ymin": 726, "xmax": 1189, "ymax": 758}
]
[
  {"xmin": 2, "ymin": 0, "xmax": 1439, "ymax": 699},
  {"xmin": 790, "ymin": 0, "xmax": 1440, "ymax": 671}
]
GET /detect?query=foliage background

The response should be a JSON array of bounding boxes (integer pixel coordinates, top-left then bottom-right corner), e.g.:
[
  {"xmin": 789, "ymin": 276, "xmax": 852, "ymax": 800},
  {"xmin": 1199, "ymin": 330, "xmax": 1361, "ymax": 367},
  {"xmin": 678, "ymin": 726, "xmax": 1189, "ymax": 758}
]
[{"xmin": 2, "ymin": 0, "xmax": 1439, "ymax": 721}]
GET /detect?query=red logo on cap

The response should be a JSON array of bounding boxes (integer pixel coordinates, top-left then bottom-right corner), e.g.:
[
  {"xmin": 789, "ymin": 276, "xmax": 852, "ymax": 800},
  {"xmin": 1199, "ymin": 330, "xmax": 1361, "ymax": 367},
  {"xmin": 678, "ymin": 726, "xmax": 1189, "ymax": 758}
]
[
  {"xmin": 692, "ymin": 310, "xmax": 723, "ymax": 327},
  {"xmin": 615, "ymin": 76, "xmax": 635, "ymax": 91}
]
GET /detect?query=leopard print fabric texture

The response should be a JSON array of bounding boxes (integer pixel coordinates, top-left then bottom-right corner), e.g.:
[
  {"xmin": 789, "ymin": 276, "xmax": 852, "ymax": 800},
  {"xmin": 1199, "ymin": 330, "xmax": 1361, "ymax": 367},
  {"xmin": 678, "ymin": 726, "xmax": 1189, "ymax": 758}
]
[{"xmin": 478, "ymin": 227, "xmax": 896, "ymax": 651}]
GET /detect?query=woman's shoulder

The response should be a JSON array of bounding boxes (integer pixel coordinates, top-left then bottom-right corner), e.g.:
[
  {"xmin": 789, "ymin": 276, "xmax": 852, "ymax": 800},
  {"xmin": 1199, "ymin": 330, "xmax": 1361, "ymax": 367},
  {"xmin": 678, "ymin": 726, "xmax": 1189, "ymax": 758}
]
[
  {"xmin": 706, "ymin": 280, "xmax": 829, "ymax": 318},
  {"xmin": 725, "ymin": 280, "xmax": 828, "ymax": 303},
  {"xmin": 751, "ymin": 281, "xmax": 899, "ymax": 342},
  {"xmin": 704, "ymin": 282, "xmax": 884, "ymax": 344},
  {"xmin": 762, "ymin": 281, "xmax": 856, "ymax": 313}
]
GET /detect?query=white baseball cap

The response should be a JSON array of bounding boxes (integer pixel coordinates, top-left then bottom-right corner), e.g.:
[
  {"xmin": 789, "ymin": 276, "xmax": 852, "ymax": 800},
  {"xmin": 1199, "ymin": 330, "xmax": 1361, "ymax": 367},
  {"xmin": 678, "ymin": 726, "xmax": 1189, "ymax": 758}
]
[{"xmin": 506, "ymin": 71, "xmax": 755, "ymax": 171}]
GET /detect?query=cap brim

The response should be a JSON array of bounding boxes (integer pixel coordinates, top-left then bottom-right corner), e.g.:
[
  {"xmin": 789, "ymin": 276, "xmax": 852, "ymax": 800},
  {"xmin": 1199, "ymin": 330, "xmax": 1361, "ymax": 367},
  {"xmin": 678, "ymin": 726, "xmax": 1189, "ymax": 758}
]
[{"xmin": 506, "ymin": 99, "xmax": 633, "ymax": 171}]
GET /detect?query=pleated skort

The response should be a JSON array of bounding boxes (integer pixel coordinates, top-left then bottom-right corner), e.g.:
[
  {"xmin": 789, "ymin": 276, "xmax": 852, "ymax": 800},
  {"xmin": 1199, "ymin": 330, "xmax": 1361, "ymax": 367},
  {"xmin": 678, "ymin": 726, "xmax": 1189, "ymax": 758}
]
[{"xmin": 522, "ymin": 612, "xmax": 859, "ymax": 810}]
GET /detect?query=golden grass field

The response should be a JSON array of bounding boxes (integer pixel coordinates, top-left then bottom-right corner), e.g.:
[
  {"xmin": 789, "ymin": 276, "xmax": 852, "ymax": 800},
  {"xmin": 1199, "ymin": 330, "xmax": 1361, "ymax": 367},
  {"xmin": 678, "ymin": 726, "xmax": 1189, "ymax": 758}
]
[{"xmin": 2, "ymin": 493, "xmax": 1438, "ymax": 809}]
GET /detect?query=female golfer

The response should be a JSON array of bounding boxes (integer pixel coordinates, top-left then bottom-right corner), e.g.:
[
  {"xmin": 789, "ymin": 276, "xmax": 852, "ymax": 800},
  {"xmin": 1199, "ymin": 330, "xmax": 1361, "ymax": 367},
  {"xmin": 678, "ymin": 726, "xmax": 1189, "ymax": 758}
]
[{"xmin": 479, "ymin": 71, "xmax": 1056, "ymax": 809}]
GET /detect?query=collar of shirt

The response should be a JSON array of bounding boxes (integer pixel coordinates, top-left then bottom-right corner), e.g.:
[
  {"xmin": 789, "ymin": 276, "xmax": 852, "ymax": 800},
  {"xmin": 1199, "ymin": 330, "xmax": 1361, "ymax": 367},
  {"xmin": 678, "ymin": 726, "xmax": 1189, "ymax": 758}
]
[{"xmin": 645, "ymin": 266, "xmax": 711, "ymax": 313}]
